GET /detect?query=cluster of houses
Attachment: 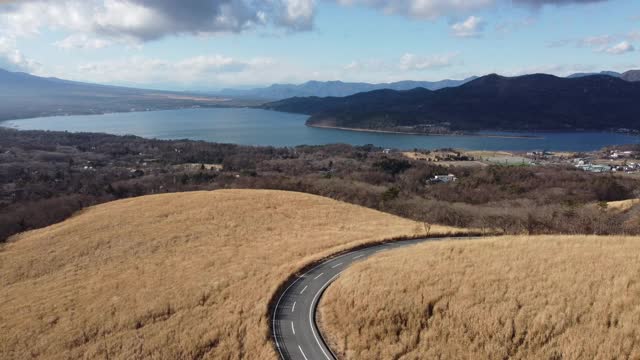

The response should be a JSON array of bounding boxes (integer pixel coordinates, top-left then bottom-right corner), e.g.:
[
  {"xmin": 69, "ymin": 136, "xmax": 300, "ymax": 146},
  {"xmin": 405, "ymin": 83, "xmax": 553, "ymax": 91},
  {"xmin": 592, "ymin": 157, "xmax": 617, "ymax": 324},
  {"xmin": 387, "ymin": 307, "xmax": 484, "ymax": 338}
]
[
  {"xmin": 574, "ymin": 163, "xmax": 612, "ymax": 173},
  {"xmin": 525, "ymin": 150, "xmax": 552, "ymax": 158},
  {"xmin": 574, "ymin": 158, "xmax": 640, "ymax": 173},
  {"xmin": 609, "ymin": 150, "xmax": 634, "ymax": 159}
]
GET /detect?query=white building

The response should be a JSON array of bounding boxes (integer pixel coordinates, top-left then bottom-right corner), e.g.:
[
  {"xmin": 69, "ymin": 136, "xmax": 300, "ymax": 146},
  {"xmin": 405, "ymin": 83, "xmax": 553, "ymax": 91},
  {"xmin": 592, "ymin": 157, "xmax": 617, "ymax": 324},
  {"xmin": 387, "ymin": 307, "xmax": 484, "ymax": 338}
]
[{"xmin": 431, "ymin": 174, "xmax": 458, "ymax": 183}]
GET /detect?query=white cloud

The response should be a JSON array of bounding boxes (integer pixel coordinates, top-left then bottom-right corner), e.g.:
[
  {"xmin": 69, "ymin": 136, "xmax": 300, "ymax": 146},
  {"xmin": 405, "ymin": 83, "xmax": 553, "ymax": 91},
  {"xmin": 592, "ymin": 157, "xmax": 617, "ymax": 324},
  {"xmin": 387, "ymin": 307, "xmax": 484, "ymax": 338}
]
[
  {"xmin": 0, "ymin": 0, "xmax": 616, "ymax": 46},
  {"xmin": 547, "ymin": 34, "xmax": 614, "ymax": 49},
  {"xmin": 45, "ymin": 51, "xmax": 465, "ymax": 88},
  {"xmin": 61, "ymin": 54, "xmax": 306, "ymax": 88},
  {"xmin": 499, "ymin": 63, "xmax": 598, "ymax": 76},
  {"xmin": 343, "ymin": 59, "xmax": 387, "ymax": 72},
  {"xmin": 344, "ymin": 53, "xmax": 460, "ymax": 74},
  {"xmin": 54, "ymin": 34, "xmax": 113, "ymax": 49},
  {"xmin": 0, "ymin": 0, "xmax": 317, "ymax": 44},
  {"xmin": 604, "ymin": 41, "xmax": 634, "ymax": 55},
  {"xmin": 498, "ymin": 62, "xmax": 637, "ymax": 77},
  {"xmin": 628, "ymin": 31, "xmax": 640, "ymax": 42},
  {"xmin": 335, "ymin": 0, "xmax": 494, "ymax": 20},
  {"xmin": 513, "ymin": 0, "xmax": 608, "ymax": 5},
  {"xmin": 77, "ymin": 55, "xmax": 257, "ymax": 82},
  {"xmin": 399, "ymin": 52, "xmax": 459, "ymax": 71},
  {"xmin": 548, "ymin": 34, "xmax": 637, "ymax": 54},
  {"xmin": 334, "ymin": 0, "xmax": 608, "ymax": 20},
  {"xmin": 495, "ymin": 16, "xmax": 535, "ymax": 34},
  {"xmin": 0, "ymin": 36, "xmax": 41, "ymax": 72},
  {"xmin": 0, "ymin": 0, "xmax": 614, "ymax": 47},
  {"xmin": 451, "ymin": 16, "xmax": 485, "ymax": 38},
  {"xmin": 278, "ymin": 0, "xmax": 316, "ymax": 30},
  {"xmin": 578, "ymin": 35, "xmax": 614, "ymax": 48}
]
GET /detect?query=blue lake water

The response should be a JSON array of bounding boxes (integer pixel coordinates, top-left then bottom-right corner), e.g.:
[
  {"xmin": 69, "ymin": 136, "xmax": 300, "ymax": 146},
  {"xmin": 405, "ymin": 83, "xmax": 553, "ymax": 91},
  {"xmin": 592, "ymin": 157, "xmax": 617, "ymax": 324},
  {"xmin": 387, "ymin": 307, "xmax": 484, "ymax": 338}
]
[{"xmin": 2, "ymin": 108, "xmax": 639, "ymax": 151}]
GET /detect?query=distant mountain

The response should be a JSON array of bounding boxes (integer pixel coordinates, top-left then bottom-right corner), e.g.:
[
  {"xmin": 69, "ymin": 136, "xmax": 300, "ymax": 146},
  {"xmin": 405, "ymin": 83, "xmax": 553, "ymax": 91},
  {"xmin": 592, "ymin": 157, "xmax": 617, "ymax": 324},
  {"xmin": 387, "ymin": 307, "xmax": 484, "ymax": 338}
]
[
  {"xmin": 0, "ymin": 68, "xmax": 245, "ymax": 121},
  {"xmin": 264, "ymin": 74, "xmax": 640, "ymax": 132},
  {"xmin": 621, "ymin": 70, "xmax": 640, "ymax": 82},
  {"xmin": 216, "ymin": 78, "xmax": 477, "ymax": 100},
  {"xmin": 0, "ymin": 68, "xmax": 159, "ymax": 97},
  {"xmin": 567, "ymin": 71, "xmax": 622, "ymax": 79}
]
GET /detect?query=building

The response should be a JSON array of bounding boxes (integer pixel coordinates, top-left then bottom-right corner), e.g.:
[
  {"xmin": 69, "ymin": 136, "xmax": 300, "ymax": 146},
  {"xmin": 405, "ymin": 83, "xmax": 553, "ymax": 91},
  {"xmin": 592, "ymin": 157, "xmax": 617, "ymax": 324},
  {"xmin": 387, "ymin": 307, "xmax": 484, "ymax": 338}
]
[
  {"xmin": 431, "ymin": 174, "xmax": 458, "ymax": 183},
  {"xmin": 609, "ymin": 150, "xmax": 634, "ymax": 159},
  {"xmin": 575, "ymin": 164, "xmax": 611, "ymax": 173}
]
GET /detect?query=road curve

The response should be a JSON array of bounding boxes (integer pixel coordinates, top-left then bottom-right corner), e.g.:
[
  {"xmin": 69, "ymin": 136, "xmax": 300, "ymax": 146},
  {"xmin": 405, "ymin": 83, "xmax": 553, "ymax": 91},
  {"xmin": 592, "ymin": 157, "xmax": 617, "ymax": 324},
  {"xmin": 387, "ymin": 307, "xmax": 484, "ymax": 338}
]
[{"xmin": 272, "ymin": 237, "xmax": 446, "ymax": 360}]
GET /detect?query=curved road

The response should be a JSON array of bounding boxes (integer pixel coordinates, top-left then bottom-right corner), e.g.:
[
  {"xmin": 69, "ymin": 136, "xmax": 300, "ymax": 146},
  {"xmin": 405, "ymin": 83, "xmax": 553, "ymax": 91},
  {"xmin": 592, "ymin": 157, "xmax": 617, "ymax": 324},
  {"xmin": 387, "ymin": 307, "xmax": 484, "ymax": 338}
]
[{"xmin": 272, "ymin": 237, "xmax": 446, "ymax": 360}]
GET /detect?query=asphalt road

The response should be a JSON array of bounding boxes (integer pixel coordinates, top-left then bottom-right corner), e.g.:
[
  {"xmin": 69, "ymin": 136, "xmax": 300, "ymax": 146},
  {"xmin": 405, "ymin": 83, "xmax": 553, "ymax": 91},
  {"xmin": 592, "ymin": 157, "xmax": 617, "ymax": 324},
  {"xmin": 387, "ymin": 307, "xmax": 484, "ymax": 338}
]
[{"xmin": 272, "ymin": 237, "xmax": 443, "ymax": 360}]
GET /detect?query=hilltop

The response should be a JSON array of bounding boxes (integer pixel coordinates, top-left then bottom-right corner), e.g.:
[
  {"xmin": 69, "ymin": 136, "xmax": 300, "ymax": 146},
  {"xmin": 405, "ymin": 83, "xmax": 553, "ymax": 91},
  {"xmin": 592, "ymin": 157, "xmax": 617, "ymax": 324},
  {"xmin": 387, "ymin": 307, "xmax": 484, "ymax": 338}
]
[
  {"xmin": 321, "ymin": 235, "xmax": 640, "ymax": 359},
  {"xmin": 622, "ymin": 70, "xmax": 640, "ymax": 82},
  {"xmin": 0, "ymin": 190, "xmax": 466, "ymax": 359},
  {"xmin": 263, "ymin": 73, "xmax": 640, "ymax": 133}
]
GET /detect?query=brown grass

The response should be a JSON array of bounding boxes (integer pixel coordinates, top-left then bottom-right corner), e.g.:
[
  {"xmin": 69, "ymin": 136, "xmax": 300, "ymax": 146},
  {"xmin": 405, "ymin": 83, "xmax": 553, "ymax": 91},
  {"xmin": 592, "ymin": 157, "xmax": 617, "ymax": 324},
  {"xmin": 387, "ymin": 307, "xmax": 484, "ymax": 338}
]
[
  {"xmin": 465, "ymin": 150, "xmax": 514, "ymax": 159},
  {"xmin": 401, "ymin": 151, "xmax": 487, "ymax": 168},
  {"xmin": 0, "ymin": 189, "xmax": 468, "ymax": 360},
  {"xmin": 606, "ymin": 199, "xmax": 640, "ymax": 212},
  {"xmin": 320, "ymin": 236, "xmax": 640, "ymax": 360}
]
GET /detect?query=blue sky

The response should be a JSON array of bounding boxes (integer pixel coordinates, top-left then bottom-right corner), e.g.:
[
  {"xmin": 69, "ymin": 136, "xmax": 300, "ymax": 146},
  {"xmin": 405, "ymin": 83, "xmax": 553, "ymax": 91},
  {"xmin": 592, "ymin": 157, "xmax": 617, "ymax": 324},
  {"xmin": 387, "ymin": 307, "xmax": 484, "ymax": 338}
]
[{"xmin": 0, "ymin": 0, "xmax": 638, "ymax": 90}]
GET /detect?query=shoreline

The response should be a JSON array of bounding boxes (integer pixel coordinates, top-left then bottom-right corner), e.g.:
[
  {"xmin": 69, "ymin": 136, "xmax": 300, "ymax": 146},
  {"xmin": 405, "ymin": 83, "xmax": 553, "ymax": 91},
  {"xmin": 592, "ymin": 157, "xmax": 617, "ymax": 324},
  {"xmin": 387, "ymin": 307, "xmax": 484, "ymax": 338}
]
[
  {"xmin": 0, "ymin": 104, "xmax": 238, "ymax": 124},
  {"xmin": 306, "ymin": 124, "xmax": 544, "ymax": 139}
]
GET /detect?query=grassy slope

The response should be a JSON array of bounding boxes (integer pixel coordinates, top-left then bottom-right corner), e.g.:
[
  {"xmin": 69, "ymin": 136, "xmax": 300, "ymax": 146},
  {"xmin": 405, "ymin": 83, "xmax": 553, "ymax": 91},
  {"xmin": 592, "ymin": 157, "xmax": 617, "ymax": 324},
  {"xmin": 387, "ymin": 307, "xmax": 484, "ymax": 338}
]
[
  {"xmin": 320, "ymin": 236, "xmax": 640, "ymax": 360},
  {"xmin": 607, "ymin": 199, "xmax": 640, "ymax": 212},
  {"xmin": 0, "ymin": 189, "xmax": 467, "ymax": 359}
]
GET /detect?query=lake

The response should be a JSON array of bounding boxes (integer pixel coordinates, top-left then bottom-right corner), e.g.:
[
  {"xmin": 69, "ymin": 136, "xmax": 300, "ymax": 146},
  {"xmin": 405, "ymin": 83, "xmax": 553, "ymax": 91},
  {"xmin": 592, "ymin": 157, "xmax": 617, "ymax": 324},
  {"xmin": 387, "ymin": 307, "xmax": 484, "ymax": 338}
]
[{"xmin": 2, "ymin": 108, "xmax": 639, "ymax": 151}]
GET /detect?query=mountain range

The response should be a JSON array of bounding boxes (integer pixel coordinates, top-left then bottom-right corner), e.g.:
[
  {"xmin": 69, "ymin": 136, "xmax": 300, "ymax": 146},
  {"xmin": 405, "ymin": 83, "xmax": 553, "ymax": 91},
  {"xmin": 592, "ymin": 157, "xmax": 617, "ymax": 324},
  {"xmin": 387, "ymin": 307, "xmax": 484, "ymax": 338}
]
[
  {"xmin": 0, "ymin": 69, "xmax": 248, "ymax": 121},
  {"xmin": 214, "ymin": 71, "xmax": 640, "ymax": 100},
  {"xmin": 567, "ymin": 70, "xmax": 640, "ymax": 82},
  {"xmin": 2, "ymin": 66, "xmax": 640, "ymax": 131},
  {"xmin": 214, "ymin": 78, "xmax": 478, "ymax": 100},
  {"xmin": 263, "ymin": 73, "xmax": 640, "ymax": 132}
]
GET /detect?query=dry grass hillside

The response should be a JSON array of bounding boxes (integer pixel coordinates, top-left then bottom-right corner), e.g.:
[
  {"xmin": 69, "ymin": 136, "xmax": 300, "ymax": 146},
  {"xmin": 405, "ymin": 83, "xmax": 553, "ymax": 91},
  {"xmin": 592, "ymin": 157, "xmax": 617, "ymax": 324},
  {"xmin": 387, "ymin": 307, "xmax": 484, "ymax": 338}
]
[
  {"xmin": 607, "ymin": 198, "xmax": 640, "ymax": 212},
  {"xmin": 0, "ymin": 189, "xmax": 468, "ymax": 360},
  {"xmin": 320, "ymin": 236, "xmax": 640, "ymax": 360}
]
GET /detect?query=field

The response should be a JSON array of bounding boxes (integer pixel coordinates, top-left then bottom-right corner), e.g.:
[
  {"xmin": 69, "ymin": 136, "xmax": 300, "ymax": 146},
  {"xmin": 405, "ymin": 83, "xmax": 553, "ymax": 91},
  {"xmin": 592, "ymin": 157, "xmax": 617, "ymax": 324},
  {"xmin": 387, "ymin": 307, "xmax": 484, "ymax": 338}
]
[
  {"xmin": 607, "ymin": 198, "xmax": 640, "ymax": 212},
  {"xmin": 0, "ymin": 189, "xmax": 469, "ymax": 360},
  {"xmin": 402, "ymin": 151, "xmax": 487, "ymax": 168},
  {"xmin": 320, "ymin": 236, "xmax": 640, "ymax": 359}
]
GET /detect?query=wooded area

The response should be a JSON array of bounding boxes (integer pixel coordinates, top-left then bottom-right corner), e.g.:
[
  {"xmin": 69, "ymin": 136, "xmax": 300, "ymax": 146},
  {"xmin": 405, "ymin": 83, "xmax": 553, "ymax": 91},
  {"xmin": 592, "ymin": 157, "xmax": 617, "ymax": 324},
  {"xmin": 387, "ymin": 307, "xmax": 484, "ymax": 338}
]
[{"xmin": 2, "ymin": 128, "xmax": 639, "ymax": 242}]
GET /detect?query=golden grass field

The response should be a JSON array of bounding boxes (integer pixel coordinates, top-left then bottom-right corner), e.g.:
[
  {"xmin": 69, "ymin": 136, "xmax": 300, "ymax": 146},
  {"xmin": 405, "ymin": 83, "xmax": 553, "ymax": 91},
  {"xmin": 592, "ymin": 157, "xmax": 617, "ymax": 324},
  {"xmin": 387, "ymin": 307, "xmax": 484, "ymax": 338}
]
[
  {"xmin": 320, "ymin": 236, "xmax": 640, "ymax": 360},
  {"xmin": 607, "ymin": 198, "xmax": 640, "ymax": 212},
  {"xmin": 0, "ymin": 189, "xmax": 469, "ymax": 360}
]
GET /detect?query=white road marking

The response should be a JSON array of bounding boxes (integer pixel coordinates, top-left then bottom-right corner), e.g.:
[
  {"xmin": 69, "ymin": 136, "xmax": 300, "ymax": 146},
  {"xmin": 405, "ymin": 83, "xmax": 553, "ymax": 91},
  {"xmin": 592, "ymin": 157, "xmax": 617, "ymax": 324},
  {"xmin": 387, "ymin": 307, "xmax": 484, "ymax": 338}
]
[
  {"xmin": 299, "ymin": 345, "xmax": 309, "ymax": 360},
  {"xmin": 331, "ymin": 262, "xmax": 343, "ymax": 268},
  {"xmin": 314, "ymin": 273, "xmax": 324, "ymax": 280},
  {"xmin": 291, "ymin": 301, "xmax": 296, "ymax": 312},
  {"xmin": 300, "ymin": 285, "xmax": 308, "ymax": 294},
  {"xmin": 273, "ymin": 237, "xmax": 455, "ymax": 360},
  {"xmin": 291, "ymin": 322, "xmax": 296, "ymax": 335},
  {"xmin": 310, "ymin": 272, "xmax": 343, "ymax": 360},
  {"xmin": 353, "ymin": 254, "xmax": 364, "ymax": 259},
  {"xmin": 272, "ymin": 249, "xmax": 355, "ymax": 359}
]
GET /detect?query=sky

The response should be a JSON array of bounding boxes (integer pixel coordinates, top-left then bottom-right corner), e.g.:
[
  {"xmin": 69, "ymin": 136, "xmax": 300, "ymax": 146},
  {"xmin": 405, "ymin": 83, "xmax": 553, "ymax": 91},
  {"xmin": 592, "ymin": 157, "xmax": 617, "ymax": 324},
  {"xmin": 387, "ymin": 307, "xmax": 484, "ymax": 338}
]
[{"xmin": 0, "ymin": 0, "xmax": 638, "ymax": 90}]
